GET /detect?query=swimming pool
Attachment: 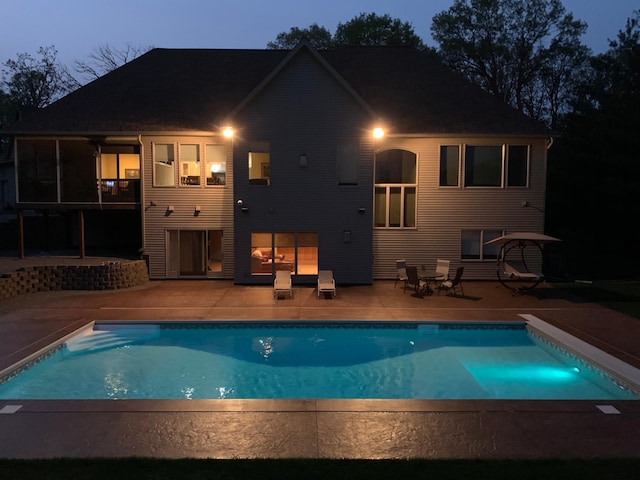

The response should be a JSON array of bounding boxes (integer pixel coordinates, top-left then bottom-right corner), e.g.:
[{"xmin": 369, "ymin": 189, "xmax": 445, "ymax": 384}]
[{"xmin": 0, "ymin": 317, "xmax": 638, "ymax": 400}]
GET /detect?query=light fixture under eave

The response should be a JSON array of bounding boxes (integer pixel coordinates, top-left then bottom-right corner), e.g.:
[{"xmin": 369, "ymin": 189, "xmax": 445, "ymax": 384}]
[
  {"xmin": 372, "ymin": 127, "xmax": 385, "ymax": 139},
  {"xmin": 222, "ymin": 127, "xmax": 234, "ymax": 138}
]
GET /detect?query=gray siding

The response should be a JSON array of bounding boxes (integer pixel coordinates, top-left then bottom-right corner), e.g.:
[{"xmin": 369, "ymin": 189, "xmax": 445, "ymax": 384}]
[
  {"xmin": 232, "ymin": 49, "xmax": 374, "ymax": 284},
  {"xmin": 373, "ymin": 137, "xmax": 548, "ymax": 280},
  {"xmin": 142, "ymin": 135, "xmax": 234, "ymax": 280}
]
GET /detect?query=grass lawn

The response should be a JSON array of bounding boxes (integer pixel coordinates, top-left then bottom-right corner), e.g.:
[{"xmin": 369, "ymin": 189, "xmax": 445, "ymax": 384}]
[
  {"xmin": 553, "ymin": 280, "xmax": 640, "ymax": 319},
  {"xmin": 1, "ymin": 458, "xmax": 640, "ymax": 480}
]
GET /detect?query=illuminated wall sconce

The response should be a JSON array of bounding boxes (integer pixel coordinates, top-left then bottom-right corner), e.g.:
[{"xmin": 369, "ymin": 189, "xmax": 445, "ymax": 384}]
[
  {"xmin": 222, "ymin": 127, "xmax": 234, "ymax": 138},
  {"xmin": 372, "ymin": 127, "xmax": 385, "ymax": 139},
  {"xmin": 299, "ymin": 154, "xmax": 308, "ymax": 168},
  {"xmin": 194, "ymin": 205, "xmax": 201, "ymax": 216}
]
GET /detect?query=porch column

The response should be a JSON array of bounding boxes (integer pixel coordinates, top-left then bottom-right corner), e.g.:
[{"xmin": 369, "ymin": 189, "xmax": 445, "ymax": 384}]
[
  {"xmin": 17, "ymin": 210, "xmax": 24, "ymax": 259},
  {"xmin": 78, "ymin": 210, "xmax": 85, "ymax": 259}
]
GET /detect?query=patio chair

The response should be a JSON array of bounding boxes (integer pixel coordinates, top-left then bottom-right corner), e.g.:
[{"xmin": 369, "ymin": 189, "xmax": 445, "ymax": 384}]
[
  {"xmin": 437, "ymin": 266, "xmax": 464, "ymax": 297},
  {"xmin": 404, "ymin": 266, "xmax": 427, "ymax": 296},
  {"xmin": 317, "ymin": 270, "xmax": 336, "ymax": 297},
  {"xmin": 435, "ymin": 259, "xmax": 451, "ymax": 284},
  {"xmin": 273, "ymin": 270, "xmax": 292, "ymax": 298},
  {"xmin": 395, "ymin": 259, "xmax": 408, "ymax": 288}
]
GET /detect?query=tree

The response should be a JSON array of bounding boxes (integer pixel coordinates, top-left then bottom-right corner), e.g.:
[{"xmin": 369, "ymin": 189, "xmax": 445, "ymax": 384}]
[
  {"xmin": 431, "ymin": 0, "xmax": 590, "ymax": 126},
  {"xmin": 267, "ymin": 13, "xmax": 425, "ymax": 50},
  {"xmin": 546, "ymin": 11, "xmax": 640, "ymax": 278},
  {"xmin": 74, "ymin": 43, "xmax": 154, "ymax": 83},
  {"xmin": 1, "ymin": 46, "xmax": 77, "ymax": 109},
  {"xmin": 267, "ymin": 24, "xmax": 333, "ymax": 50},
  {"xmin": 333, "ymin": 13, "xmax": 424, "ymax": 48}
]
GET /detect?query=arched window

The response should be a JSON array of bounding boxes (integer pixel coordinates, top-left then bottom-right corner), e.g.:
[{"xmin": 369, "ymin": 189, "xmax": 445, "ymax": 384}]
[{"xmin": 374, "ymin": 149, "xmax": 417, "ymax": 228}]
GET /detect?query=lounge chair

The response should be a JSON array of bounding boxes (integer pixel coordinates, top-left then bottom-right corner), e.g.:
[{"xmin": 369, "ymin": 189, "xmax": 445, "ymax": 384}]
[
  {"xmin": 503, "ymin": 261, "xmax": 542, "ymax": 281},
  {"xmin": 395, "ymin": 259, "xmax": 408, "ymax": 288},
  {"xmin": 438, "ymin": 266, "xmax": 464, "ymax": 296},
  {"xmin": 317, "ymin": 270, "xmax": 336, "ymax": 297},
  {"xmin": 273, "ymin": 270, "xmax": 292, "ymax": 298}
]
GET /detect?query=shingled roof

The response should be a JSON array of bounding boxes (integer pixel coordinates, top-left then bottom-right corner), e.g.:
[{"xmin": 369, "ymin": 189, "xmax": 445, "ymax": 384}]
[{"xmin": 6, "ymin": 45, "xmax": 550, "ymax": 136}]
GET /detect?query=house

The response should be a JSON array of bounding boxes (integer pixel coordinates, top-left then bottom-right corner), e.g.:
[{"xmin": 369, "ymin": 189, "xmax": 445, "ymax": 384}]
[{"xmin": 2, "ymin": 41, "xmax": 551, "ymax": 284}]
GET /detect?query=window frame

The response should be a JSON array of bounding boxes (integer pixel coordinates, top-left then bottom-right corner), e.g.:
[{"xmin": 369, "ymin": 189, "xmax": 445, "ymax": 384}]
[
  {"xmin": 439, "ymin": 144, "xmax": 460, "ymax": 187},
  {"xmin": 460, "ymin": 229, "xmax": 504, "ymax": 261},
  {"xmin": 374, "ymin": 149, "xmax": 418, "ymax": 229},
  {"xmin": 152, "ymin": 142, "xmax": 176, "ymax": 187}
]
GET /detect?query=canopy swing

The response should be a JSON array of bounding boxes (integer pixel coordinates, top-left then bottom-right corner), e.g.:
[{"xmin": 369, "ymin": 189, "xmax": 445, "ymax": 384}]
[{"xmin": 484, "ymin": 232, "xmax": 561, "ymax": 293}]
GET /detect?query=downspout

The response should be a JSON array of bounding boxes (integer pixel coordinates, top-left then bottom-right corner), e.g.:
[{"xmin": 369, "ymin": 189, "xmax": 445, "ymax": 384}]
[{"xmin": 137, "ymin": 134, "xmax": 146, "ymax": 262}]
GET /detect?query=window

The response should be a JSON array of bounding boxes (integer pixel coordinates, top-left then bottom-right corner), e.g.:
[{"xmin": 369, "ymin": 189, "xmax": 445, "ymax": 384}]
[
  {"xmin": 59, "ymin": 140, "xmax": 98, "ymax": 202},
  {"xmin": 249, "ymin": 143, "xmax": 270, "ymax": 185},
  {"xmin": 337, "ymin": 142, "xmax": 359, "ymax": 185},
  {"xmin": 206, "ymin": 144, "xmax": 226, "ymax": 185},
  {"xmin": 374, "ymin": 149, "xmax": 417, "ymax": 228},
  {"xmin": 464, "ymin": 145, "xmax": 503, "ymax": 187},
  {"xmin": 153, "ymin": 143, "xmax": 175, "ymax": 186},
  {"xmin": 439, "ymin": 145, "xmax": 460, "ymax": 186},
  {"xmin": 507, "ymin": 145, "xmax": 529, "ymax": 187},
  {"xmin": 461, "ymin": 229, "xmax": 503, "ymax": 260},
  {"xmin": 99, "ymin": 150, "xmax": 140, "ymax": 202},
  {"xmin": 251, "ymin": 232, "xmax": 318, "ymax": 275},
  {"xmin": 180, "ymin": 144, "xmax": 200, "ymax": 185}
]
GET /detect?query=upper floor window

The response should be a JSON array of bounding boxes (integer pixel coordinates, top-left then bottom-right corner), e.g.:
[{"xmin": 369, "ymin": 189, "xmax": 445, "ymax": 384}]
[
  {"xmin": 374, "ymin": 149, "xmax": 417, "ymax": 228},
  {"xmin": 440, "ymin": 145, "xmax": 460, "ymax": 187},
  {"xmin": 153, "ymin": 143, "xmax": 175, "ymax": 186},
  {"xmin": 180, "ymin": 144, "xmax": 200, "ymax": 186},
  {"xmin": 249, "ymin": 149, "xmax": 270, "ymax": 185},
  {"xmin": 464, "ymin": 145, "xmax": 503, "ymax": 187},
  {"xmin": 506, "ymin": 145, "xmax": 529, "ymax": 187},
  {"xmin": 206, "ymin": 144, "xmax": 226, "ymax": 186},
  {"xmin": 464, "ymin": 144, "xmax": 530, "ymax": 187}
]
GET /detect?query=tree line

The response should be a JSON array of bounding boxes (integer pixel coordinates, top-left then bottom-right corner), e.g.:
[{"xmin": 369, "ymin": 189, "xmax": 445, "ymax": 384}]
[{"xmin": 1, "ymin": 1, "xmax": 638, "ymax": 279}]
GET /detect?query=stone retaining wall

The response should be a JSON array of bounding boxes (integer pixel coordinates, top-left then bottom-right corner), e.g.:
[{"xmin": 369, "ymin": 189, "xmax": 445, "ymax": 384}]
[{"xmin": 0, "ymin": 260, "xmax": 149, "ymax": 300}]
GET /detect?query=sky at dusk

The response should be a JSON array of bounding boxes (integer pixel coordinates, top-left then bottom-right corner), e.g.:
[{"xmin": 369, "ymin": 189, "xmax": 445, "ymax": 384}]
[{"xmin": 2, "ymin": 0, "xmax": 637, "ymax": 68}]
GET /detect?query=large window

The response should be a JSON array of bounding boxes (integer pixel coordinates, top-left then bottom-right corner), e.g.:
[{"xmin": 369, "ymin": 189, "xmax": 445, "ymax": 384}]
[
  {"xmin": 153, "ymin": 143, "xmax": 175, "ymax": 186},
  {"xmin": 464, "ymin": 145, "xmax": 503, "ymax": 187},
  {"xmin": 464, "ymin": 144, "xmax": 530, "ymax": 187},
  {"xmin": 180, "ymin": 144, "xmax": 200, "ymax": 185},
  {"xmin": 439, "ymin": 145, "xmax": 460, "ymax": 187},
  {"xmin": 251, "ymin": 232, "xmax": 318, "ymax": 275},
  {"xmin": 461, "ymin": 229, "xmax": 503, "ymax": 260},
  {"xmin": 374, "ymin": 149, "xmax": 417, "ymax": 228},
  {"xmin": 206, "ymin": 144, "xmax": 226, "ymax": 186},
  {"xmin": 99, "ymin": 149, "xmax": 140, "ymax": 202},
  {"xmin": 249, "ymin": 144, "xmax": 270, "ymax": 185},
  {"xmin": 506, "ymin": 145, "xmax": 529, "ymax": 187}
]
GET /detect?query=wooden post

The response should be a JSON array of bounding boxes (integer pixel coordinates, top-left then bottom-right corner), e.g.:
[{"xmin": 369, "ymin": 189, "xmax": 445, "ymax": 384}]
[
  {"xmin": 78, "ymin": 210, "xmax": 85, "ymax": 259},
  {"xmin": 17, "ymin": 210, "xmax": 24, "ymax": 259}
]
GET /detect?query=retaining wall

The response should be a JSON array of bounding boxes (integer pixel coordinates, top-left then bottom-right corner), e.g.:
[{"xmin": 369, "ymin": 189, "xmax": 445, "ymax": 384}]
[{"xmin": 0, "ymin": 260, "xmax": 149, "ymax": 300}]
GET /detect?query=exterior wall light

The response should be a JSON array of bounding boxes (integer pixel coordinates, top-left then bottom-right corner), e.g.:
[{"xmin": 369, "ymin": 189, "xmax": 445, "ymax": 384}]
[
  {"xmin": 372, "ymin": 127, "xmax": 385, "ymax": 139},
  {"xmin": 223, "ymin": 127, "xmax": 234, "ymax": 138}
]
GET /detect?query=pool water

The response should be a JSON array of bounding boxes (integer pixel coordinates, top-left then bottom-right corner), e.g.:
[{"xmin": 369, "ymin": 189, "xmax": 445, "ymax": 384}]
[{"xmin": 0, "ymin": 322, "xmax": 637, "ymax": 400}]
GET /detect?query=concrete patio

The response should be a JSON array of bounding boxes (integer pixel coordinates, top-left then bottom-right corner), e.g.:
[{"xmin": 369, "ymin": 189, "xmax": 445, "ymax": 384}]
[{"xmin": 0, "ymin": 278, "xmax": 639, "ymax": 459}]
